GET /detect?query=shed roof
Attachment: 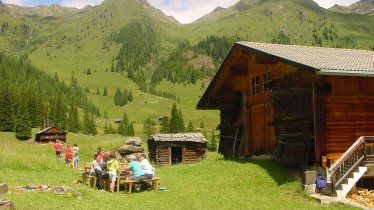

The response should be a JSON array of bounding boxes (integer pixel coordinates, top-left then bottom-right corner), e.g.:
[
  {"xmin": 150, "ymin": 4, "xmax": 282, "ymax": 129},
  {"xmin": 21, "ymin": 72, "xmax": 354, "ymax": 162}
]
[
  {"xmin": 238, "ymin": 41, "xmax": 374, "ymax": 75},
  {"xmin": 36, "ymin": 127, "xmax": 67, "ymax": 134},
  {"xmin": 149, "ymin": 133, "xmax": 207, "ymax": 143}
]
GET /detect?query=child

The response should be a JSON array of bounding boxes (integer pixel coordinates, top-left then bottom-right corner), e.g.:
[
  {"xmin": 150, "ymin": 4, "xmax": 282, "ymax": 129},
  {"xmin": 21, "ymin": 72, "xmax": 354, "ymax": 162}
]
[
  {"xmin": 107, "ymin": 152, "xmax": 119, "ymax": 193},
  {"xmin": 65, "ymin": 143, "xmax": 73, "ymax": 167},
  {"xmin": 96, "ymin": 147, "xmax": 104, "ymax": 163},
  {"xmin": 73, "ymin": 144, "xmax": 80, "ymax": 169}
]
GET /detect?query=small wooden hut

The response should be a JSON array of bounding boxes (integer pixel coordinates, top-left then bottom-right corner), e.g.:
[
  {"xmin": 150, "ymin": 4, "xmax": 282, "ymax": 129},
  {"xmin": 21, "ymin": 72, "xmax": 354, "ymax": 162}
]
[
  {"xmin": 148, "ymin": 133, "xmax": 207, "ymax": 167},
  {"xmin": 35, "ymin": 127, "xmax": 67, "ymax": 144}
]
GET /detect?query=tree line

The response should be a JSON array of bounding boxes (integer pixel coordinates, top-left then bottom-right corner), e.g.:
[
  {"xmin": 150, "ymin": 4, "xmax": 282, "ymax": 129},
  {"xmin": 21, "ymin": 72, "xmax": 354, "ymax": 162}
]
[{"xmin": 0, "ymin": 53, "xmax": 99, "ymax": 139}]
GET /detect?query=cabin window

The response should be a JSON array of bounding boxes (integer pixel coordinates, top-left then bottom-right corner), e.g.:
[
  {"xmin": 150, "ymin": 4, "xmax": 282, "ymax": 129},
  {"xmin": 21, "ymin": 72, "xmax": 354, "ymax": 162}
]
[
  {"xmin": 251, "ymin": 76, "xmax": 260, "ymax": 95},
  {"xmin": 263, "ymin": 71, "xmax": 272, "ymax": 92}
]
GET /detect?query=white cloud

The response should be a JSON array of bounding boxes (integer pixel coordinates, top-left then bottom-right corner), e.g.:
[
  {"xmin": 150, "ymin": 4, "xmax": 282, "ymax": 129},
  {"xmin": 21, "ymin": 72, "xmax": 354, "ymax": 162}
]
[
  {"xmin": 147, "ymin": 0, "xmax": 240, "ymax": 24},
  {"xmin": 60, "ymin": 0, "xmax": 104, "ymax": 9},
  {"xmin": 2, "ymin": 0, "xmax": 27, "ymax": 5},
  {"xmin": 313, "ymin": 0, "xmax": 360, "ymax": 9}
]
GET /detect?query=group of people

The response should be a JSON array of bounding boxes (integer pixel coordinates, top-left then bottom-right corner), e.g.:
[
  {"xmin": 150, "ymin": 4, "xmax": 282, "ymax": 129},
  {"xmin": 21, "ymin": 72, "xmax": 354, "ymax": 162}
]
[
  {"xmin": 88, "ymin": 147, "xmax": 154, "ymax": 192},
  {"xmin": 53, "ymin": 140, "xmax": 80, "ymax": 169}
]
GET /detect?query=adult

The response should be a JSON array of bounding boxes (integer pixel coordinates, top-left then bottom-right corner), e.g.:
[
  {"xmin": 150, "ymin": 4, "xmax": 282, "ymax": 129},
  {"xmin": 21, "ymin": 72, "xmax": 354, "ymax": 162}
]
[
  {"xmin": 107, "ymin": 152, "xmax": 119, "ymax": 193},
  {"xmin": 125, "ymin": 155, "xmax": 145, "ymax": 180},
  {"xmin": 94, "ymin": 157, "xmax": 108, "ymax": 191},
  {"xmin": 89, "ymin": 153, "xmax": 98, "ymax": 176},
  {"xmin": 139, "ymin": 154, "xmax": 154, "ymax": 180},
  {"xmin": 54, "ymin": 140, "xmax": 61, "ymax": 158},
  {"xmin": 64, "ymin": 144, "xmax": 73, "ymax": 167}
]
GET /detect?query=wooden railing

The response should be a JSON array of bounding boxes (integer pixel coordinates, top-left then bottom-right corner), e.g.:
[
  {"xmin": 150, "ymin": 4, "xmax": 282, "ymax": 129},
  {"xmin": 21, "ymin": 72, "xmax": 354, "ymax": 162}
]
[{"xmin": 328, "ymin": 136, "xmax": 374, "ymax": 197}]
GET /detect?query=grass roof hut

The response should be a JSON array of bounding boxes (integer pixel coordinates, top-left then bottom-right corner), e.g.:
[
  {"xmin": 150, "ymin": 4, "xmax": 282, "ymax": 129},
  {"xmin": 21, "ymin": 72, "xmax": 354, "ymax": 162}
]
[{"xmin": 148, "ymin": 133, "xmax": 207, "ymax": 167}]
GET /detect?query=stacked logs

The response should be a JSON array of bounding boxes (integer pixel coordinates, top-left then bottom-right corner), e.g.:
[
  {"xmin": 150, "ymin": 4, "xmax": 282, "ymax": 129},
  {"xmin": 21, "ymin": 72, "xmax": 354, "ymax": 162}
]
[{"xmin": 347, "ymin": 188, "xmax": 374, "ymax": 208}]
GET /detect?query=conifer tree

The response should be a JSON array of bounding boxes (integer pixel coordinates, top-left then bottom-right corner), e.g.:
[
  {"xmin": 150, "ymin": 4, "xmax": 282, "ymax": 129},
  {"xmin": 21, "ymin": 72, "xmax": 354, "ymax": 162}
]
[
  {"xmin": 68, "ymin": 103, "xmax": 80, "ymax": 133},
  {"xmin": 0, "ymin": 84, "xmax": 15, "ymax": 131},
  {"xmin": 14, "ymin": 92, "xmax": 31, "ymax": 140},
  {"xmin": 104, "ymin": 122, "xmax": 109, "ymax": 134},
  {"xmin": 200, "ymin": 121, "xmax": 204, "ymax": 129},
  {"xmin": 128, "ymin": 122, "xmax": 135, "ymax": 136},
  {"xmin": 117, "ymin": 122, "xmax": 126, "ymax": 136},
  {"xmin": 128, "ymin": 91, "xmax": 133, "ymax": 101},
  {"xmin": 178, "ymin": 108, "xmax": 185, "ymax": 132},
  {"xmin": 209, "ymin": 129, "xmax": 218, "ymax": 152},
  {"xmin": 169, "ymin": 104, "xmax": 179, "ymax": 133},
  {"xmin": 96, "ymin": 87, "xmax": 100, "ymax": 95},
  {"xmin": 186, "ymin": 121, "xmax": 194, "ymax": 132},
  {"xmin": 160, "ymin": 117, "xmax": 169, "ymax": 133},
  {"xmin": 103, "ymin": 86, "xmax": 108, "ymax": 96},
  {"xmin": 143, "ymin": 117, "xmax": 155, "ymax": 137}
]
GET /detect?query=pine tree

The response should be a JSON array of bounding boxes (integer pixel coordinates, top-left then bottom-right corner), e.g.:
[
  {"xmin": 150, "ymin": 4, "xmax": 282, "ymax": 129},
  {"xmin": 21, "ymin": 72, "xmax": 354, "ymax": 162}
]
[
  {"xmin": 169, "ymin": 104, "xmax": 179, "ymax": 133},
  {"xmin": 0, "ymin": 84, "xmax": 15, "ymax": 131},
  {"xmin": 160, "ymin": 117, "xmax": 169, "ymax": 133},
  {"xmin": 200, "ymin": 121, "xmax": 204, "ymax": 129},
  {"xmin": 14, "ymin": 92, "xmax": 32, "ymax": 140},
  {"xmin": 104, "ymin": 122, "xmax": 108, "ymax": 134},
  {"xmin": 143, "ymin": 117, "xmax": 155, "ymax": 137},
  {"xmin": 103, "ymin": 86, "xmax": 108, "ymax": 96},
  {"xmin": 68, "ymin": 103, "xmax": 80, "ymax": 133},
  {"xmin": 96, "ymin": 87, "xmax": 100, "ymax": 95},
  {"xmin": 178, "ymin": 108, "xmax": 185, "ymax": 132},
  {"xmin": 186, "ymin": 121, "xmax": 194, "ymax": 132},
  {"xmin": 128, "ymin": 91, "xmax": 133, "ymax": 101},
  {"xmin": 117, "ymin": 122, "xmax": 126, "ymax": 136},
  {"xmin": 209, "ymin": 129, "xmax": 218, "ymax": 152},
  {"xmin": 82, "ymin": 109, "xmax": 90, "ymax": 134},
  {"xmin": 128, "ymin": 122, "xmax": 135, "ymax": 136}
]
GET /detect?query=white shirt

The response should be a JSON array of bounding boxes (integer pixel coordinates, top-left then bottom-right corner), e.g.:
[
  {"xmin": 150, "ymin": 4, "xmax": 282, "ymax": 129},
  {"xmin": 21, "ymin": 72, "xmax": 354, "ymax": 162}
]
[{"xmin": 140, "ymin": 159, "xmax": 154, "ymax": 175}]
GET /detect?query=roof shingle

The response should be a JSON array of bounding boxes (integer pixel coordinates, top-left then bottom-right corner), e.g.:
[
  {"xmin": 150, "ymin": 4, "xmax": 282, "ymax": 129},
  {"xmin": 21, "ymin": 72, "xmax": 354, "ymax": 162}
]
[{"xmin": 239, "ymin": 41, "xmax": 374, "ymax": 75}]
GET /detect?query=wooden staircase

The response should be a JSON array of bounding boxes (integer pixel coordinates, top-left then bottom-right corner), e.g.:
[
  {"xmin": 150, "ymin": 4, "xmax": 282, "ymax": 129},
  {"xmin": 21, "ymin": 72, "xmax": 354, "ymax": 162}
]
[{"xmin": 327, "ymin": 136, "xmax": 374, "ymax": 198}]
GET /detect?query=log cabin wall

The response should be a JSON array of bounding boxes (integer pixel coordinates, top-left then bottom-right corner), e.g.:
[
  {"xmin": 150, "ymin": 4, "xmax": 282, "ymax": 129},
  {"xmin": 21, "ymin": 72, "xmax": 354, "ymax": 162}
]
[
  {"xmin": 150, "ymin": 141, "xmax": 206, "ymax": 167},
  {"xmin": 323, "ymin": 76, "xmax": 374, "ymax": 162}
]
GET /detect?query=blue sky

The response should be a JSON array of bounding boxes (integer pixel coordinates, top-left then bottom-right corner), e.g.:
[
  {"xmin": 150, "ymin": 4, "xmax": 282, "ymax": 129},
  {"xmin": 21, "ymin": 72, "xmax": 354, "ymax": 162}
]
[{"xmin": 2, "ymin": 0, "xmax": 361, "ymax": 24}]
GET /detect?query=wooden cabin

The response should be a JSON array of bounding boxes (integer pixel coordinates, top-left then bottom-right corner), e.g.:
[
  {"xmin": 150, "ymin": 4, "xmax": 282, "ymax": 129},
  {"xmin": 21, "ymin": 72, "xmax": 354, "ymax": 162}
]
[
  {"xmin": 35, "ymin": 127, "xmax": 67, "ymax": 144},
  {"xmin": 148, "ymin": 133, "xmax": 207, "ymax": 167},
  {"xmin": 197, "ymin": 42, "xmax": 374, "ymax": 167}
]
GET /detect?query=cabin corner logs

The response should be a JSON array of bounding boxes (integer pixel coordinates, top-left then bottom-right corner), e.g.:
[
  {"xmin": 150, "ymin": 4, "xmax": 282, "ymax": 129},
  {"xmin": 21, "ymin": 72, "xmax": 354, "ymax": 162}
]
[{"xmin": 198, "ymin": 42, "xmax": 374, "ymax": 167}]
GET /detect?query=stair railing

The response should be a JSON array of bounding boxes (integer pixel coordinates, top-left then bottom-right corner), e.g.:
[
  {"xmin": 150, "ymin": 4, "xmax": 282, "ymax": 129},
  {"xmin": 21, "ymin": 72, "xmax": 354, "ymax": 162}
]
[{"xmin": 328, "ymin": 136, "xmax": 374, "ymax": 197}]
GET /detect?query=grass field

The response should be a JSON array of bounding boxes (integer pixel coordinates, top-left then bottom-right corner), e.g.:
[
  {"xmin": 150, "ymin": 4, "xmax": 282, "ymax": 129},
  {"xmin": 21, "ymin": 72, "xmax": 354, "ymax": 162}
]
[{"xmin": 0, "ymin": 132, "xmax": 358, "ymax": 210}]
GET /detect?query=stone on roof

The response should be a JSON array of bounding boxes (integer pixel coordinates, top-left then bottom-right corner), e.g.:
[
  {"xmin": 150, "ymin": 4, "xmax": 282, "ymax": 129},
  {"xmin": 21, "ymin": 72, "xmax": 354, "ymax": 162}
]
[
  {"xmin": 150, "ymin": 132, "xmax": 207, "ymax": 143},
  {"xmin": 238, "ymin": 41, "xmax": 374, "ymax": 75}
]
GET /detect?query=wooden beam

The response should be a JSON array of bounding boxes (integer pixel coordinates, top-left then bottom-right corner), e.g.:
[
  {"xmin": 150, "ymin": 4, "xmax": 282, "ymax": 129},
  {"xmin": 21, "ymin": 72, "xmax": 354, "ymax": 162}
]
[{"xmin": 256, "ymin": 55, "xmax": 277, "ymax": 65}]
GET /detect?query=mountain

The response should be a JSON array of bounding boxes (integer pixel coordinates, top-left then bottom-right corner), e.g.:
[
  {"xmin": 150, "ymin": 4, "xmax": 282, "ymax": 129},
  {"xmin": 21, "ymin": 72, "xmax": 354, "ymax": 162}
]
[
  {"xmin": 0, "ymin": 0, "xmax": 373, "ymax": 132},
  {"xmin": 329, "ymin": 0, "xmax": 374, "ymax": 15},
  {"xmin": 5, "ymin": 4, "xmax": 81, "ymax": 17}
]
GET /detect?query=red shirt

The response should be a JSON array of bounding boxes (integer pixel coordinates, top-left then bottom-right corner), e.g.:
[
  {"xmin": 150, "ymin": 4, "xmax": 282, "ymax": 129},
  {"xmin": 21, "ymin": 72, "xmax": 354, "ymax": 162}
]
[
  {"xmin": 65, "ymin": 147, "xmax": 72, "ymax": 159},
  {"xmin": 54, "ymin": 143, "xmax": 61, "ymax": 152}
]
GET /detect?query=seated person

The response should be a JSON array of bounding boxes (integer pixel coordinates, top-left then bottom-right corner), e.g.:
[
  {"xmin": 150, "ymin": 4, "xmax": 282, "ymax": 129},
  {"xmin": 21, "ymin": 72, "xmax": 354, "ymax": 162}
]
[
  {"xmin": 139, "ymin": 154, "xmax": 154, "ymax": 180},
  {"xmin": 124, "ymin": 155, "xmax": 146, "ymax": 180},
  {"xmin": 89, "ymin": 153, "xmax": 98, "ymax": 176}
]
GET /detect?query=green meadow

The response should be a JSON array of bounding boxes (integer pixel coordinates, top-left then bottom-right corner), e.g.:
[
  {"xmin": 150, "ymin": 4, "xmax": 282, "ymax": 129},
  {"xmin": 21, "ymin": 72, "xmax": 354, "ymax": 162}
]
[{"xmin": 0, "ymin": 132, "xmax": 357, "ymax": 210}]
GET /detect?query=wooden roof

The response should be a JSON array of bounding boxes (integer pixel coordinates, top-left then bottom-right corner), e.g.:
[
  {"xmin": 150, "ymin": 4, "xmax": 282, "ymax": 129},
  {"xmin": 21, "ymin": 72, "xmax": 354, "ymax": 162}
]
[
  {"xmin": 36, "ymin": 127, "xmax": 67, "ymax": 134},
  {"xmin": 149, "ymin": 133, "xmax": 207, "ymax": 143},
  {"xmin": 197, "ymin": 42, "xmax": 374, "ymax": 109}
]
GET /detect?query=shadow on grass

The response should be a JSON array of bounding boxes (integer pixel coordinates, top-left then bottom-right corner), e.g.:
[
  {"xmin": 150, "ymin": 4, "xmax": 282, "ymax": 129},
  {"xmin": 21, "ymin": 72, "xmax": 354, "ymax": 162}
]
[{"xmin": 221, "ymin": 157, "xmax": 298, "ymax": 186}]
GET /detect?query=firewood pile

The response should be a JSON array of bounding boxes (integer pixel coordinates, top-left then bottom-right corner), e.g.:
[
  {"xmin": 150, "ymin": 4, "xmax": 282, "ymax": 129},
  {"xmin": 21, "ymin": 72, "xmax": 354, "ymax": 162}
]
[{"xmin": 347, "ymin": 188, "xmax": 374, "ymax": 208}]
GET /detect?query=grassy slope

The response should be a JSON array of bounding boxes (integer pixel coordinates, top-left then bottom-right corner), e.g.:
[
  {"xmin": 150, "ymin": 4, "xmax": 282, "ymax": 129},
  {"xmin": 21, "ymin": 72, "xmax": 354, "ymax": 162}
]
[
  {"xmin": 183, "ymin": 0, "xmax": 374, "ymax": 49},
  {"xmin": 26, "ymin": 0, "xmax": 217, "ymax": 130},
  {"xmin": 0, "ymin": 133, "xmax": 357, "ymax": 210}
]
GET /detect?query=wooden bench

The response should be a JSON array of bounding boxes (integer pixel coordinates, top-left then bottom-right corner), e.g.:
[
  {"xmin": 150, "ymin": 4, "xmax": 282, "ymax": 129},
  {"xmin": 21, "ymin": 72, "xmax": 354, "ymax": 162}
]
[{"xmin": 121, "ymin": 177, "xmax": 160, "ymax": 194}]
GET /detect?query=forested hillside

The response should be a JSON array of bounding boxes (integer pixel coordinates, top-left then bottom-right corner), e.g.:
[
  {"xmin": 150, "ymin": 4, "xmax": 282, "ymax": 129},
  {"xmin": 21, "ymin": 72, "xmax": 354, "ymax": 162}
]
[{"xmin": 0, "ymin": 53, "xmax": 99, "ymax": 138}]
